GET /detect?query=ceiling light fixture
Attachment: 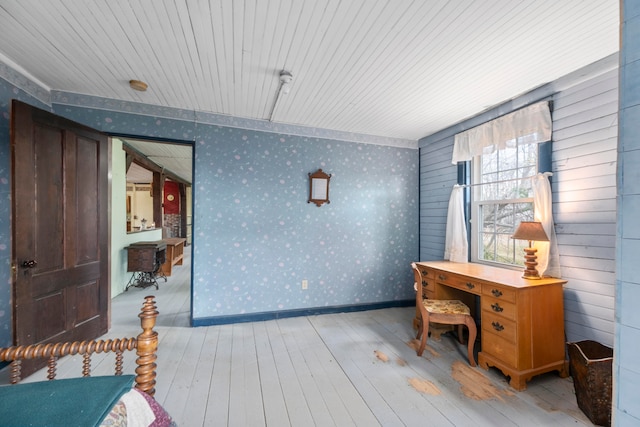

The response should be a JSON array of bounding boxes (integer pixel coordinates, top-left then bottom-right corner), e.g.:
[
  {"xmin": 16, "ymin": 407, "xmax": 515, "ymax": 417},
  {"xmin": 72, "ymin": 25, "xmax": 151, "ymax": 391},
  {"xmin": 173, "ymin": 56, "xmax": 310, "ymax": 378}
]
[
  {"xmin": 129, "ymin": 79, "xmax": 148, "ymax": 92},
  {"xmin": 268, "ymin": 70, "xmax": 293, "ymax": 122},
  {"xmin": 279, "ymin": 70, "xmax": 293, "ymax": 94}
]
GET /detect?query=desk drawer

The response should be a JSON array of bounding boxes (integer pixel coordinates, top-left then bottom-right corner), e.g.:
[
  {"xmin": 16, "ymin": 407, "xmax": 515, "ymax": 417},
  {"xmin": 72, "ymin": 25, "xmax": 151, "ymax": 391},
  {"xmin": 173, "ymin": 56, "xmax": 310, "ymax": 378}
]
[
  {"xmin": 433, "ymin": 271, "xmax": 482, "ymax": 295},
  {"xmin": 418, "ymin": 266, "xmax": 436, "ymax": 283},
  {"xmin": 482, "ymin": 312, "xmax": 517, "ymax": 343},
  {"xmin": 482, "ymin": 284, "xmax": 516, "ymax": 303},
  {"xmin": 422, "ymin": 277, "xmax": 435, "ymax": 292},
  {"xmin": 482, "ymin": 297, "xmax": 516, "ymax": 321},
  {"xmin": 482, "ymin": 330, "xmax": 517, "ymax": 368},
  {"xmin": 420, "ymin": 279, "xmax": 436, "ymax": 299},
  {"xmin": 422, "ymin": 288, "xmax": 436, "ymax": 300}
]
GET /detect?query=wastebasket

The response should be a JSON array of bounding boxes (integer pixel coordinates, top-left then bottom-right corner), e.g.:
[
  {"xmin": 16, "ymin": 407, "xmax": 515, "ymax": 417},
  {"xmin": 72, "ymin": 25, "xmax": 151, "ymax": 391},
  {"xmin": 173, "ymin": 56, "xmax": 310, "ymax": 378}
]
[{"xmin": 567, "ymin": 340, "xmax": 613, "ymax": 427}]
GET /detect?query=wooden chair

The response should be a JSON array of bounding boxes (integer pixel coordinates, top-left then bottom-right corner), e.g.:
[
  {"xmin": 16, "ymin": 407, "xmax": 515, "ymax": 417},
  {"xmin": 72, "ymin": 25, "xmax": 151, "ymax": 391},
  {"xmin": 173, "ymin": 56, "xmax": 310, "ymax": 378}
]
[{"xmin": 411, "ymin": 263, "xmax": 477, "ymax": 366}]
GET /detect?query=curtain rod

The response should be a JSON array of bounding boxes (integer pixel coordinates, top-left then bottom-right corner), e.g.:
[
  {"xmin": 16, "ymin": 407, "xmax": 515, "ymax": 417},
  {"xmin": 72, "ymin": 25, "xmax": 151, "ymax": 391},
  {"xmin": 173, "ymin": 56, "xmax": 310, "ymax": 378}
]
[{"xmin": 455, "ymin": 172, "xmax": 552, "ymax": 188}]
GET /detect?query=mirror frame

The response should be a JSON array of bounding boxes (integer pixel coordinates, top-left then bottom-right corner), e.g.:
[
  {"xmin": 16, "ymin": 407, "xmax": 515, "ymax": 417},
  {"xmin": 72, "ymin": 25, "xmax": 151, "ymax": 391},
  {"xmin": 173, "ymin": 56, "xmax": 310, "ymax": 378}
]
[{"xmin": 308, "ymin": 169, "xmax": 331, "ymax": 207}]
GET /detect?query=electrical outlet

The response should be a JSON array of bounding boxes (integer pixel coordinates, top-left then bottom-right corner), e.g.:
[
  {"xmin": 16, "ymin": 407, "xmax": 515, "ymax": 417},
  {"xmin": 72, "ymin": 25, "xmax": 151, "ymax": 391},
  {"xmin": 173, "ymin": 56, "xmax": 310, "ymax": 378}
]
[{"xmin": 302, "ymin": 279, "xmax": 308, "ymax": 290}]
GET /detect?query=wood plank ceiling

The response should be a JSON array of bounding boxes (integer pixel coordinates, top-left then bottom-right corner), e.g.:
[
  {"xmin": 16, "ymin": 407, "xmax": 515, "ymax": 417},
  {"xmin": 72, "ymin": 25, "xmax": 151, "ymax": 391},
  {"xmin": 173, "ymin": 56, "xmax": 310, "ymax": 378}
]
[
  {"xmin": 0, "ymin": 0, "xmax": 620, "ymax": 143},
  {"xmin": 123, "ymin": 138, "xmax": 193, "ymax": 184}
]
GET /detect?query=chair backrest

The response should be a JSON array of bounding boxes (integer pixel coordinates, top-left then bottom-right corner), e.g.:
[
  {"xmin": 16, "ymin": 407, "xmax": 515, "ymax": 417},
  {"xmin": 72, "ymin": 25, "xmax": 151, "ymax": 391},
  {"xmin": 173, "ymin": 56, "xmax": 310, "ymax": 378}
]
[{"xmin": 411, "ymin": 262, "xmax": 423, "ymax": 304}]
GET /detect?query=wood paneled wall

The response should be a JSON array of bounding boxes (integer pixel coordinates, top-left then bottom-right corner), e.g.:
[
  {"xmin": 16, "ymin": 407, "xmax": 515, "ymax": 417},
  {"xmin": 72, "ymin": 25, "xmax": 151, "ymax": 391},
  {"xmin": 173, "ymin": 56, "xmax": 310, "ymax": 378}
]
[
  {"xmin": 615, "ymin": 2, "xmax": 640, "ymax": 423},
  {"xmin": 418, "ymin": 137, "xmax": 457, "ymax": 261},
  {"xmin": 552, "ymin": 68, "xmax": 618, "ymax": 346}
]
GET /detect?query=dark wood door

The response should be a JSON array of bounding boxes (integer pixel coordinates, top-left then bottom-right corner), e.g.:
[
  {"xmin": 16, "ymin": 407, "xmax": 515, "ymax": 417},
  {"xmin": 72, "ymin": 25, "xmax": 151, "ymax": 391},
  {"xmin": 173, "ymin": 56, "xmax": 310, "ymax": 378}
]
[{"xmin": 11, "ymin": 100, "xmax": 108, "ymax": 375}]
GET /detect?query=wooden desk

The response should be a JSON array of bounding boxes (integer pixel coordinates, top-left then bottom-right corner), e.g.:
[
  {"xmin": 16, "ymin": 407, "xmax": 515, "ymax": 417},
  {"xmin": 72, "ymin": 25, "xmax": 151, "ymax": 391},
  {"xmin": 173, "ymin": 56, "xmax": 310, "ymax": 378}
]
[
  {"xmin": 161, "ymin": 237, "xmax": 186, "ymax": 276},
  {"xmin": 415, "ymin": 261, "xmax": 568, "ymax": 390}
]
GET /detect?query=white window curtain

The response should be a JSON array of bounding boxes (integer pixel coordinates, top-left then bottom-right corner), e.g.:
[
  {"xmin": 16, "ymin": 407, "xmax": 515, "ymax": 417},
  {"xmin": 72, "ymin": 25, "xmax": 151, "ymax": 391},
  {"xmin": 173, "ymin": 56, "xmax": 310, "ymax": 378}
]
[
  {"xmin": 444, "ymin": 185, "xmax": 468, "ymax": 263},
  {"xmin": 451, "ymin": 101, "xmax": 552, "ymax": 164},
  {"xmin": 532, "ymin": 172, "xmax": 561, "ymax": 278}
]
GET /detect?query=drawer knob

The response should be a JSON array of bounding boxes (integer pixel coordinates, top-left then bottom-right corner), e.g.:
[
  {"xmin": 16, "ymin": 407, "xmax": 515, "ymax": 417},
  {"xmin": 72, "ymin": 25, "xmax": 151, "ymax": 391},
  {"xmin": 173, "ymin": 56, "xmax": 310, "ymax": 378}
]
[
  {"xmin": 491, "ymin": 321, "xmax": 504, "ymax": 332},
  {"xmin": 438, "ymin": 274, "xmax": 446, "ymax": 281},
  {"xmin": 491, "ymin": 289, "xmax": 503, "ymax": 297},
  {"xmin": 491, "ymin": 303, "xmax": 504, "ymax": 312},
  {"xmin": 466, "ymin": 282, "xmax": 475, "ymax": 289}
]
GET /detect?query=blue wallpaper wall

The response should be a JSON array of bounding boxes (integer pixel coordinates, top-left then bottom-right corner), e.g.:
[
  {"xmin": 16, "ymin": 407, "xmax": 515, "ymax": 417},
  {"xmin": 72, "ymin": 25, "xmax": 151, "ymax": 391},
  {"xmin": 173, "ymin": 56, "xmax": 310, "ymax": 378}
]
[
  {"xmin": 190, "ymin": 126, "xmax": 418, "ymax": 319},
  {"xmin": 0, "ymin": 72, "xmax": 418, "ymax": 341}
]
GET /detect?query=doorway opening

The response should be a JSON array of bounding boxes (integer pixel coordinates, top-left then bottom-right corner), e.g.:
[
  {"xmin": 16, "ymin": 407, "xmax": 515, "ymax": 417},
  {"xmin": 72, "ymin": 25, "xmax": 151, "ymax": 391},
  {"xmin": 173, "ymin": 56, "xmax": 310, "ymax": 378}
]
[{"xmin": 111, "ymin": 136, "xmax": 193, "ymax": 320}]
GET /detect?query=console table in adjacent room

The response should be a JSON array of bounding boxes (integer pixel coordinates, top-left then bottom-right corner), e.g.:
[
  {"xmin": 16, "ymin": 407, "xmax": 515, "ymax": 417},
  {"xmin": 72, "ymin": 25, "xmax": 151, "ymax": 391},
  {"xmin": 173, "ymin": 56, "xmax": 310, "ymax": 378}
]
[
  {"xmin": 125, "ymin": 240, "xmax": 167, "ymax": 290},
  {"xmin": 414, "ymin": 261, "xmax": 568, "ymax": 391},
  {"xmin": 161, "ymin": 237, "xmax": 186, "ymax": 276}
]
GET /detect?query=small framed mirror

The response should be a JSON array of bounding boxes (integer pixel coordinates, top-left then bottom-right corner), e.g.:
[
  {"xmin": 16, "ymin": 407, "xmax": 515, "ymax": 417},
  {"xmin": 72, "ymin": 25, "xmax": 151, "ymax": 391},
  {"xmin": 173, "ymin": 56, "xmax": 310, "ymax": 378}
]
[{"xmin": 308, "ymin": 169, "xmax": 331, "ymax": 207}]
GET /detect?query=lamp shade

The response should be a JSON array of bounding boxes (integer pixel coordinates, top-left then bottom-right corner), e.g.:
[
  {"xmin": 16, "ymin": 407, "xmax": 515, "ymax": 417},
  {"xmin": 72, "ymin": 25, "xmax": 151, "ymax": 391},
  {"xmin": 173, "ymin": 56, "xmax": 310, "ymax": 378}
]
[{"xmin": 511, "ymin": 221, "xmax": 549, "ymax": 242}]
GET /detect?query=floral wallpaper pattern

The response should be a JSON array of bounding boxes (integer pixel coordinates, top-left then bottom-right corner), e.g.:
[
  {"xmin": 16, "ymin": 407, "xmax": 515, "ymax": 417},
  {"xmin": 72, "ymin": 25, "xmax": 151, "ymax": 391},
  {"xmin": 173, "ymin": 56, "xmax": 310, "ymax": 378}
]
[
  {"xmin": 0, "ymin": 67, "xmax": 418, "ymax": 343},
  {"xmin": 190, "ymin": 127, "xmax": 418, "ymax": 318}
]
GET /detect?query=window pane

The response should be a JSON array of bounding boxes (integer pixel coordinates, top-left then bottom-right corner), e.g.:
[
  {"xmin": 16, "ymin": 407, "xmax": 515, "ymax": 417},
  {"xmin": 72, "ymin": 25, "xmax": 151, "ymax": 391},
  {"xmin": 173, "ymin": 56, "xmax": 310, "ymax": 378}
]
[
  {"xmin": 481, "ymin": 180, "xmax": 498, "ymax": 200},
  {"xmin": 514, "ymin": 238, "xmax": 528, "ymax": 265},
  {"xmin": 479, "ymin": 201, "xmax": 535, "ymax": 265},
  {"xmin": 517, "ymin": 178, "xmax": 533, "ymax": 198},
  {"xmin": 495, "ymin": 203, "xmax": 514, "ymax": 232},
  {"xmin": 481, "ymin": 204, "xmax": 495, "ymax": 232},
  {"xmin": 482, "ymin": 153, "xmax": 498, "ymax": 174},
  {"xmin": 501, "ymin": 146, "xmax": 517, "ymax": 168},
  {"xmin": 481, "ymin": 233, "xmax": 496, "ymax": 261},
  {"xmin": 514, "ymin": 202, "xmax": 534, "ymax": 224},
  {"xmin": 472, "ymin": 138, "xmax": 538, "ymax": 268},
  {"xmin": 518, "ymin": 143, "xmax": 537, "ymax": 168},
  {"xmin": 495, "ymin": 233, "xmax": 515, "ymax": 264}
]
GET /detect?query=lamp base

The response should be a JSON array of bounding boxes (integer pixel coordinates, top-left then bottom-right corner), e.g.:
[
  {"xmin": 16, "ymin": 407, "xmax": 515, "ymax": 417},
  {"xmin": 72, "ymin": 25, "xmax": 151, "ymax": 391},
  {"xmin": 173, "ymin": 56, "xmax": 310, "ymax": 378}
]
[{"xmin": 522, "ymin": 247, "xmax": 541, "ymax": 280}]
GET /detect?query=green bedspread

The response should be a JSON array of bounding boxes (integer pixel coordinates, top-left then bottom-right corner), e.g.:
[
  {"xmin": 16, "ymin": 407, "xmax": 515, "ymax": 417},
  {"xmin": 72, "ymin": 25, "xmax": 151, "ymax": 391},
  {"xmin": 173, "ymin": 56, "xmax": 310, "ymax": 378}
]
[{"xmin": 0, "ymin": 375, "xmax": 135, "ymax": 427}]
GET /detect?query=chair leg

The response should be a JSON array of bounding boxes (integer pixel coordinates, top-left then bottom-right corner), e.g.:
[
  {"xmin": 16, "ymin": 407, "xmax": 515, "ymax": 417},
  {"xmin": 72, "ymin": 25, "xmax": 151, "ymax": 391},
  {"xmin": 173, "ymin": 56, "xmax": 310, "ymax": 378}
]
[
  {"xmin": 417, "ymin": 329, "xmax": 427, "ymax": 357},
  {"xmin": 417, "ymin": 313, "xmax": 429, "ymax": 357},
  {"xmin": 465, "ymin": 317, "xmax": 477, "ymax": 367}
]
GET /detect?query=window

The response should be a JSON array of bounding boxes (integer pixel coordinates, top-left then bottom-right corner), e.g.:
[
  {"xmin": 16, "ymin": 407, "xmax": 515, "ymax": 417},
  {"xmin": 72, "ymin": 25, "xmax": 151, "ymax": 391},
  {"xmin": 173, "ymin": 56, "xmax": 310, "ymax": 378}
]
[
  {"xmin": 470, "ymin": 139, "xmax": 539, "ymax": 267},
  {"xmin": 451, "ymin": 101, "xmax": 552, "ymax": 268}
]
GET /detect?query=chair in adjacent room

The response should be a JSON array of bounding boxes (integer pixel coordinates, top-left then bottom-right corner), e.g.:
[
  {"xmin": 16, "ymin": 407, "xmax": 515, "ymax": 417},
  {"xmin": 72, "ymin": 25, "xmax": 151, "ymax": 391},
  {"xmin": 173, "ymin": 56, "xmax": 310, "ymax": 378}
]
[{"xmin": 411, "ymin": 262, "xmax": 477, "ymax": 366}]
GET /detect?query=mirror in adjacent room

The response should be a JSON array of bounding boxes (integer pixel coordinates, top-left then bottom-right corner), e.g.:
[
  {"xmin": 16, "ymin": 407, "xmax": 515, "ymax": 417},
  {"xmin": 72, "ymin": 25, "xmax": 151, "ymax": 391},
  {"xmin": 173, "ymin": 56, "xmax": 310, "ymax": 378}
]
[{"xmin": 125, "ymin": 172, "xmax": 155, "ymax": 233}]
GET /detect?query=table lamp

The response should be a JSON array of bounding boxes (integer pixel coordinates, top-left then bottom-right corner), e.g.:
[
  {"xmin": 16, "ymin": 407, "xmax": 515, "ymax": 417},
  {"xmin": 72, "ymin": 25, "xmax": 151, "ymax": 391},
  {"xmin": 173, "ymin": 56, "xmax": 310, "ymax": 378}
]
[{"xmin": 511, "ymin": 221, "xmax": 549, "ymax": 279}]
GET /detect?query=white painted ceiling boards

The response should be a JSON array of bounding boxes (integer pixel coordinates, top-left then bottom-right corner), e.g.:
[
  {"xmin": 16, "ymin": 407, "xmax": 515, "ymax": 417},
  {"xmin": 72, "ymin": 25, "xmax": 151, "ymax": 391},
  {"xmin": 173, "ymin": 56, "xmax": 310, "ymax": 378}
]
[{"xmin": 0, "ymin": 1, "xmax": 620, "ymax": 142}]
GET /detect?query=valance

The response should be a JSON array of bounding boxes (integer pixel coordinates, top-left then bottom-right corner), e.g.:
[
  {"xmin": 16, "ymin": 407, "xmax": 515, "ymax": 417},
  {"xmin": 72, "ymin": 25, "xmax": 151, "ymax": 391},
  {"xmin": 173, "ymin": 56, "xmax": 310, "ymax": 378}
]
[{"xmin": 452, "ymin": 101, "xmax": 551, "ymax": 164}]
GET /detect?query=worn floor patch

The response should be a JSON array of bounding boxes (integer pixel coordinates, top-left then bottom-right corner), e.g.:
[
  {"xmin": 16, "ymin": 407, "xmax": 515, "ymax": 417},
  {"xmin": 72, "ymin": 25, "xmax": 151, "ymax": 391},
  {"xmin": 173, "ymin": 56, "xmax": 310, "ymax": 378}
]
[
  {"xmin": 408, "ymin": 377, "xmax": 441, "ymax": 395},
  {"xmin": 396, "ymin": 358, "xmax": 407, "ymax": 366},
  {"xmin": 451, "ymin": 361, "xmax": 513, "ymax": 401},
  {"xmin": 406, "ymin": 339, "xmax": 440, "ymax": 357},
  {"xmin": 374, "ymin": 350, "xmax": 389, "ymax": 362}
]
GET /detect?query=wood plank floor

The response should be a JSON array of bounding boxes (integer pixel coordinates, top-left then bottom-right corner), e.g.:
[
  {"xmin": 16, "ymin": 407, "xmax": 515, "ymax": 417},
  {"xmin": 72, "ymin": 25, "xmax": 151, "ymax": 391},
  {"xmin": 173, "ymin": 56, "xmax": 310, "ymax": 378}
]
[{"xmin": 2, "ymin": 250, "xmax": 595, "ymax": 426}]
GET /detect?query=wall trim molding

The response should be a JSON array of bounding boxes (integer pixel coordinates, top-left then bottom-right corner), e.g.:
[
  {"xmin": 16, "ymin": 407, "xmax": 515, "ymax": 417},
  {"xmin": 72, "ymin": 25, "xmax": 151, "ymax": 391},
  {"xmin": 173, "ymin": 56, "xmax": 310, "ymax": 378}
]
[
  {"xmin": 1, "ymin": 57, "xmax": 417, "ymax": 149},
  {"xmin": 52, "ymin": 91, "xmax": 417, "ymax": 148},
  {"xmin": 0, "ymin": 59, "xmax": 51, "ymax": 106},
  {"xmin": 191, "ymin": 299, "xmax": 414, "ymax": 327}
]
